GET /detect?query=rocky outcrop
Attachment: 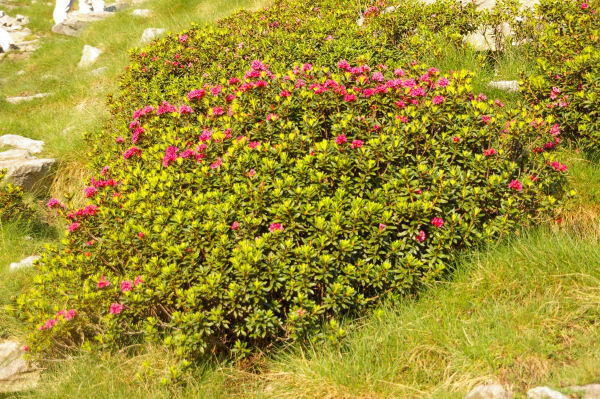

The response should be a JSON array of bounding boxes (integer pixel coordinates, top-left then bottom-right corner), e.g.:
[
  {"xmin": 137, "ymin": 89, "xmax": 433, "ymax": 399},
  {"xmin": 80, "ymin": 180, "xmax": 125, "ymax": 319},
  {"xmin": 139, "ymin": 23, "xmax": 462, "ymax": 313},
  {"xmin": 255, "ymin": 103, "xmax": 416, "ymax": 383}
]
[
  {"xmin": 466, "ymin": 384, "xmax": 512, "ymax": 399},
  {"xmin": 0, "ymin": 341, "xmax": 39, "ymax": 393},
  {"xmin": 51, "ymin": 2, "xmax": 129, "ymax": 37},
  {"xmin": 0, "ymin": 135, "xmax": 55, "ymax": 190},
  {"xmin": 0, "ymin": 11, "xmax": 38, "ymax": 58},
  {"xmin": 527, "ymin": 387, "xmax": 569, "ymax": 399}
]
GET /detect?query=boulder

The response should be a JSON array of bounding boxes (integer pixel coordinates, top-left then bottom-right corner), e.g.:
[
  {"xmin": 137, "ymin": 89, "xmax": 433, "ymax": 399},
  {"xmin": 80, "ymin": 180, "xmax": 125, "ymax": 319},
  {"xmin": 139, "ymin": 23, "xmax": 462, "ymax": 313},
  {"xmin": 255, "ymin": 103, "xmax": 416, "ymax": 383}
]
[
  {"xmin": 140, "ymin": 28, "xmax": 166, "ymax": 44},
  {"xmin": 5, "ymin": 93, "xmax": 51, "ymax": 104},
  {"xmin": 0, "ymin": 27, "xmax": 14, "ymax": 52},
  {"xmin": 0, "ymin": 135, "xmax": 44, "ymax": 153},
  {"xmin": 0, "ymin": 157, "xmax": 56, "ymax": 189},
  {"xmin": 52, "ymin": 19, "xmax": 87, "ymax": 36},
  {"xmin": 466, "ymin": 384, "xmax": 512, "ymax": 399},
  {"xmin": 527, "ymin": 387, "xmax": 569, "ymax": 399},
  {"xmin": 77, "ymin": 44, "xmax": 102, "ymax": 68},
  {"xmin": 489, "ymin": 80, "xmax": 520, "ymax": 92},
  {"xmin": 0, "ymin": 341, "xmax": 39, "ymax": 393},
  {"xmin": 9, "ymin": 256, "xmax": 40, "ymax": 271},
  {"xmin": 569, "ymin": 384, "xmax": 600, "ymax": 399}
]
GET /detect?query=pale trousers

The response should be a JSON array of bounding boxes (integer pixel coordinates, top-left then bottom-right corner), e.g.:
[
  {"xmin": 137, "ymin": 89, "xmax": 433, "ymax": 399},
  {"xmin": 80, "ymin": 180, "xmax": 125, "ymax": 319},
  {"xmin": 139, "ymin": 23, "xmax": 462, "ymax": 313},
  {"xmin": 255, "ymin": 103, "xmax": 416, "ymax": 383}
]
[{"xmin": 53, "ymin": 0, "xmax": 105, "ymax": 24}]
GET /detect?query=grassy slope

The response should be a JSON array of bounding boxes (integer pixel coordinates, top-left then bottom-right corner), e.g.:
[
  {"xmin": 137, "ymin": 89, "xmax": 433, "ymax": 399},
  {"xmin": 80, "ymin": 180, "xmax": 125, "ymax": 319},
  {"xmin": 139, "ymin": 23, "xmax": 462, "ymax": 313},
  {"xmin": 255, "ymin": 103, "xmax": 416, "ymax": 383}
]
[{"xmin": 1, "ymin": 1, "xmax": 599, "ymax": 398}]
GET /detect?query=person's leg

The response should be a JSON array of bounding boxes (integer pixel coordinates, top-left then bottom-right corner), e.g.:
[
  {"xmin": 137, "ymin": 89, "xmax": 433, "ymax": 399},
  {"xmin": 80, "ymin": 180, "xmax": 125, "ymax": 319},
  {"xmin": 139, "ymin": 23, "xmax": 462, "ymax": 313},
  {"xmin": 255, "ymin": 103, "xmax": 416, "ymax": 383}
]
[
  {"xmin": 53, "ymin": 0, "xmax": 73, "ymax": 24},
  {"xmin": 91, "ymin": 0, "xmax": 105, "ymax": 13}
]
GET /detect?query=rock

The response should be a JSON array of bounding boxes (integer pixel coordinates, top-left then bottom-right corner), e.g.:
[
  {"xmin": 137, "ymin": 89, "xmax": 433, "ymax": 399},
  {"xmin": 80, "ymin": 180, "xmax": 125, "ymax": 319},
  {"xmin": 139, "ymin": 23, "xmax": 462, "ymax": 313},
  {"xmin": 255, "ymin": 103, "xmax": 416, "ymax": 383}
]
[
  {"xmin": 0, "ymin": 135, "xmax": 44, "ymax": 153},
  {"xmin": 15, "ymin": 14, "xmax": 28, "ymax": 24},
  {"xmin": 5, "ymin": 93, "xmax": 51, "ymax": 104},
  {"xmin": 466, "ymin": 384, "xmax": 512, "ymax": 399},
  {"xmin": 0, "ymin": 149, "xmax": 33, "ymax": 161},
  {"xmin": 489, "ymin": 80, "xmax": 520, "ymax": 92},
  {"xmin": 0, "ymin": 341, "xmax": 39, "ymax": 393},
  {"xmin": 0, "ymin": 158, "xmax": 56, "ymax": 189},
  {"xmin": 132, "ymin": 8, "xmax": 151, "ymax": 17},
  {"xmin": 569, "ymin": 384, "xmax": 600, "ymax": 399},
  {"xmin": 140, "ymin": 28, "xmax": 166, "ymax": 44},
  {"xmin": 527, "ymin": 387, "xmax": 570, "ymax": 399},
  {"xmin": 9, "ymin": 256, "xmax": 40, "ymax": 271},
  {"xmin": 91, "ymin": 66, "xmax": 108, "ymax": 76},
  {"xmin": 104, "ymin": 2, "xmax": 128, "ymax": 12},
  {"xmin": 78, "ymin": 44, "xmax": 102, "ymax": 68},
  {"xmin": 464, "ymin": 29, "xmax": 497, "ymax": 51},
  {"xmin": 0, "ymin": 27, "xmax": 14, "ymax": 52},
  {"xmin": 52, "ymin": 19, "xmax": 87, "ymax": 36}
]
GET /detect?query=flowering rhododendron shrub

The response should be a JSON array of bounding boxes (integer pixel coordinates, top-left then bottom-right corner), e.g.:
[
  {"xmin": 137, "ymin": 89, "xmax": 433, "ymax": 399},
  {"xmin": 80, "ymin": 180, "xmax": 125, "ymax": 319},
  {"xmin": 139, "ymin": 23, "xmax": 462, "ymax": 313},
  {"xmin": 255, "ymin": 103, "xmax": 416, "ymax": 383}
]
[
  {"xmin": 0, "ymin": 169, "xmax": 35, "ymax": 225},
  {"xmin": 17, "ymin": 59, "xmax": 572, "ymax": 362},
  {"xmin": 520, "ymin": 0, "xmax": 600, "ymax": 151}
]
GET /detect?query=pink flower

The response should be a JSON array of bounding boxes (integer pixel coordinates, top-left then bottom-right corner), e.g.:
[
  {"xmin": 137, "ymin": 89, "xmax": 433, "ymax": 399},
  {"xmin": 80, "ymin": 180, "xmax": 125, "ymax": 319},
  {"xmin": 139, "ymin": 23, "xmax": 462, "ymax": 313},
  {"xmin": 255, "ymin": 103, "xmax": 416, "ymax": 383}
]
[
  {"xmin": 212, "ymin": 107, "xmax": 224, "ymax": 116},
  {"xmin": 187, "ymin": 89, "xmax": 205, "ymax": 101},
  {"xmin": 280, "ymin": 90, "xmax": 291, "ymax": 98},
  {"xmin": 363, "ymin": 88, "xmax": 375, "ymax": 98},
  {"xmin": 97, "ymin": 276, "xmax": 110, "ymax": 289},
  {"xmin": 351, "ymin": 140, "xmax": 363, "ymax": 149},
  {"xmin": 481, "ymin": 115, "xmax": 491, "ymax": 124},
  {"xmin": 550, "ymin": 161, "xmax": 568, "ymax": 172},
  {"xmin": 68, "ymin": 222, "xmax": 79, "ymax": 232},
  {"xmin": 210, "ymin": 157, "xmax": 222, "ymax": 169},
  {"xmin": 336, "ymin": 135, "xmax": 348, "ymax": 145},
  {"xmin": 84, "ymin": 186, "xmax": 97, "ymax": 198},
  {"xmin": 123, "ymin": 147, "xmax": 141, "ymax": 160},
  {"xmin": 65, "ymin": 309, "xmax": 76, "ymax": 321},
  {"xmin": 581, "ymin": 2, "xmax": 589, "ymax": 9},
  {"xmin": 379, "ymin": 223, "xmax": 386, "ymax": 231},
  {"xmin": 249, "ymin": 141, "xmax": 260, "ymax": 149},
  {"xmin": 269, "ymin": 223, "xmax": 283, "ymax": 232},
  {"xmin": 484, "ymin": 148, "xmax": 497, "ymax": 157},
  {"xmin": 109, "ymin": 302, "xmax": 125, "ymax": 315},
  {"xmin": 344, "ymin": 94, "xmax": 357, "ymax": 102},
  {"xmin": 550, "ymin": 123, "xmax": 560, "ymax": 136},
  {"xmin": 179, "ymin": 34, "xmax": 188, "ymax": 43},
  {"xmin": 437, "ymin": 77, "xmax": 449, "ymax": 87},
  {"xmin": 115, "ymin": 136, "xmax": 125, "ymax": 143},
  {"xmin": 431, "ymin": 217, "xmax": 444, "ymax": 228},
  {"xmin": 231, "ymin": 221, "xmax": 240, "ymax": 230},
  {"xmin": 134, "ymin": 276, "xmax": 143, "ymax": 286},
  {"xmin": 211, "ymin": 85, "xmax": 222, "ymax": 96},
  {"xmin": 101, "ymin": 166, "xmax": 110, "ymax": 176},
  {"xmin": 228, "ymin": 77, "xmax": 240, "ymax": 85},
  {"xmin": 39, "ymin": 318, "xmax": 57, "ymax": 331},
  {"xmin": 432, "ymin": 95, "xmax": 445, "ymax": 105},
  {"xmin": 266, "ymin": 113, "xmax": 279, "ymax": 122},
  {"xmin": 452, "ymin": 136, "xmax": 460, "ymax": 143},
  {"xmin": 179, "ymin": 105, "xmax": 193, "ymax": 114},
  {"xmin": 138, "ymin": 232, "xmax": 145, "ymax": 238},
  {"xmin": 509, "ymin": 179, "xmax": 523, "ymax": 192},
  {"xmin": 494, "ymin": 100, "xmax": 504, "ymax": 107},
  {"xmin": 550, "ymin": 86, "xmax": 560, "ymax": 100},
  {"xmin": 121, "ymin": 280, "xmax": 133, "ymax": 292},
  {"xmin": 416, "ymin": 230, "xmax": 426, "ymax": 243},
  {"xmin": 338, "ymin": 60, "xmax": 350, "ymax": 70},
  {"xmin": 47, "ymin": 198, "xmax": 63, "ymax": 209},
  {"xmin": 247, "ymin": 169, "xmax": 256, "ymax": 176},
  {"xmin": 372, "ymin": 72, "xmax": 385, "ymax": 82},
  {"xmin": 162, "ymin": 145, "xmax": 179, "ymax": 168}
]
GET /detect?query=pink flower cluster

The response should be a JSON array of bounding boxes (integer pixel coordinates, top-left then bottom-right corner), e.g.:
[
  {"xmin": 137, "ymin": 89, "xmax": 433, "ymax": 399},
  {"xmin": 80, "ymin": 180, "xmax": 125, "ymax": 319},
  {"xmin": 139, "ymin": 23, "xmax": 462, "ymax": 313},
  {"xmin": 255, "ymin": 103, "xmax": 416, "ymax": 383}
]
[
  {"xmin": 509, "ymin": 179, "xmax": 523, "ymax": 192},
  {"xmin": 38, "ymin": 309, "xmax": 76, "ymax": 331},
  {"xmin": 269, "ymin": 223, "xmax": 283, "ymax": 232},
  {"xmin": 46, "ymin": 198, "xmax": 64, "ymax": 209},
  {"xmin": 67, "ymin": 204, "xmax": 99, "ymax": 220},
  {"xmin": 550, "ymin": 161, "xmax": 567, "ymax": 172}
]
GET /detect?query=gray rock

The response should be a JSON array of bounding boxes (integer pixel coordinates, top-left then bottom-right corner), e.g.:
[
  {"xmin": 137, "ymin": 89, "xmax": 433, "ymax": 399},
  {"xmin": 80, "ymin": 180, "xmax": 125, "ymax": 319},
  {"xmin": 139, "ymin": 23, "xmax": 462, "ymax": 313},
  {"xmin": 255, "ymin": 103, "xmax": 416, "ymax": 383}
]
[
  {"xmin": 15, "ymin": 14, "xmax": 28, "ymax": 24},
  {"xmin": 0, "ymin": 341, "xmax": 39, "ymax": 393},
  {"xmin": 464, "ymin": 29, "xmax": 496, "ymax": 51},
  {"xmin": 527, "ymin": 387, "xmax": 569, "ymax": 399},
  {"xmin": 489, "ymin": 80, "xmax": 520, "ymax": 92},
  {"xmin": 140, "ymin": 28, "xmax": 166, "ymax": 44},
  {"xmin": 132, "ymin": 8, "xmax": 151, "ymax": 17},
  {"xmin": 466, "ymin": 384, "xmax": 512, "ymax": 399},
  {"xmin": 569, "ymin": 384, "xmax": 600, "ymax": 399},
  {"xmin": 9, "ymin": 256, "xmax": 40, "ymax": 271},
  {"xmin": 0, "ymin": 149, "xmax": 32, "ymax": 161},
  {"xmin": 77, "ymin": 44, "xmax": 102, "ymax": 68},
  {"xmin": 5, "ymin": 93, "xmax": 51, "ymax": 104},
  {"xmin": 0, "ymin": 157, "xmax": 56, "ymax": 189},
  {"xmin": 0, "ymin": 27, "xmax": 14, "ymax": 52},
  {"xmin": 0, "ymin": 135, "xmax": 44, "ymax": 153},
  {"xmin": 52, "ymin": 19, "xmax": 87, "ymax": 36}
]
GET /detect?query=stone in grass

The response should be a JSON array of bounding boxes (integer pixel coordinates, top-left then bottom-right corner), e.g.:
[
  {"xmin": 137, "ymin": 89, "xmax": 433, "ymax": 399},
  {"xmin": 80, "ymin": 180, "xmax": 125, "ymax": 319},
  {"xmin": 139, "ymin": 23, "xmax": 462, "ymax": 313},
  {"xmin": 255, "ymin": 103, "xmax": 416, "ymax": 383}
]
[
  {"xmin": 465, "ymin": 383, "xmax": 512, "ymax": 399},
  {"xmin": 78, "ymin": 44, "xmax": 102, "ymax": 68},
  {"xmin": 0, "ymin": 341, "xmax": 39, "ymax": 393},
  {"xmin": 9, "ymin": 256, "xmax": 40, "ymax": 271},
  {"xmin": 0, "ymin": 150, "xmax": 55, "ymax": 190},
  {"xmin": 5, "ymin": 93, "xmax": 52, "ymax": 104},
  {"xmin": 489, "ymin": 80, "xmax": 520, "ymax": 93},
  {"xmin": 527, "ymin": 387, "xmax": 570, "ymax": 399},
  {"xmin": 140, "ymin": 28, "xmax": 166, "ymax": 44},
  {"xmin": 0, "ymin": 135, "xmax": 44, "ymax": 154},
  {"xmin": 132, "ymin": 8, "xmax": 151, "ymax": 17},
  {"xmin": 0, "ymin": 27, "xmax": 15, "ymax": 52},
  {"xmin": 569, "ymin": 384, "xmax": 600, "ymax": 399}
]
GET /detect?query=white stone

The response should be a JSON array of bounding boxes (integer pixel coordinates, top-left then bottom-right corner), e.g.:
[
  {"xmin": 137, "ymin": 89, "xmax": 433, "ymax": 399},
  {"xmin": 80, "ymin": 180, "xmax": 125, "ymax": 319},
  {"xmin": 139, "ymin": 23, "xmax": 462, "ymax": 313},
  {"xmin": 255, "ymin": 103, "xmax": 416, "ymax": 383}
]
[
  {"xmin": 0, "ymin": 149, "xmax": 33, "ymax": 161},
  {"xmin": 0, "ymin": 27, "xmax": 14, "ymax": 52},
  {"xmin": 132, "ymin": 8, "xmax": 151, "ymax": 17},
  {"xmin": 0, "ymin": 341, "xmax": 39, "ymax": 393},
  {"xmin": 0, "ymin": 135, "xmax": 44, "ymax": 154},
  {"xmin": 91, "ymin": 66, "xmax": 108, "ymax": 76},
  {"xmin": 78, "ymin": 44, "xmax": 102, "ymax": 67},
  {"xmin": 527, "ymin": 387, "xmax": 570, "ymax": 399},
  {"xmin": 466, "ymin": 384, "xmax": 512, "ymax": 399},
  {"xmin": 5, "ymin": 93, "xmax": 52, "ymax": 104},
  {"xmin": 569, "ymin": 384, "xmax": 600, "ymax": 399},
  {"xmin": 489, "ymin": 80, "xmax": 520, "ymax": 92},
  {"xmin": 0, "ymin": 158, "xmax": 56, "ymax": 189},
  {"xmin": 140, "ymin": 28, "xmax": 166, "ymax": 44},
  {"xmin": 9, "ymin": 256, "xmax": 40, "ymax": 271}
]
